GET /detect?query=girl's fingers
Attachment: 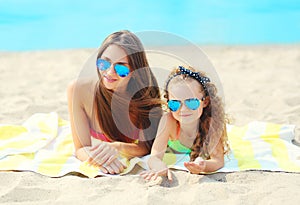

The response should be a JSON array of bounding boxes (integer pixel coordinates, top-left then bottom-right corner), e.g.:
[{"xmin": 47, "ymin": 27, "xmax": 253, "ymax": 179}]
[
  {"xmin": 194, "ymin": 157, "xmax": 204, "ymax": 164},
  {"xmin": 167, "ymin": 169, "xmax": 173, "ymax": 181},
  {"xmin": 184, "ymin": 162, "xmax": 194, "ymax": 171},
  {"xmin": 140, "ymin": 171, "xmax": 152, "ymax": 179},
  {"xmin": 156, "ymin": 168, "xmax": 168, "ymax": 176},
  {"xmin": 145, "ymin": 172, "xmax": 156, "ymax": 180},
  {"xmin": 140, "ymin": 168, "xmax": 171, "ymax": 181},
  {"xmin": 184, "ymin": 162, "xmax": 204, "ymax": 174},
  {"xmin": 153, "ymin": 173, "xmax": 158, "ymax": 180}
]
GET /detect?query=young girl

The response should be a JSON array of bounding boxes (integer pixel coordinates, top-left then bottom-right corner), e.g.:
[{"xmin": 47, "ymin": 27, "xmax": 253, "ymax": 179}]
[
  {"xmin": 67, "ymin": 30, "xmax": 162, "ymax": 174},
  {"xmin": 140, "ymin": 66, "xmax": 229, "ymax": 181}
]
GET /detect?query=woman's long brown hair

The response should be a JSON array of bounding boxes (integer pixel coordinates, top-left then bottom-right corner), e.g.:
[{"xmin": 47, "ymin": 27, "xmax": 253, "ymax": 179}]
[
  {"xmin": 165, "ymin": 67, "xmax": 230, "ymax": 161},
  {"xmin": 93, "ymin": 30, "xmax": 162, "ymax": 152}
]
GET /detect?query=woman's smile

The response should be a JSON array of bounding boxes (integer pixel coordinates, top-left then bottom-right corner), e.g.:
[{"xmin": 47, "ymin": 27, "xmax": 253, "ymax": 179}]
[{"xmin": 103, "ymin": 75, "xmax": 117, "ymax": 83}]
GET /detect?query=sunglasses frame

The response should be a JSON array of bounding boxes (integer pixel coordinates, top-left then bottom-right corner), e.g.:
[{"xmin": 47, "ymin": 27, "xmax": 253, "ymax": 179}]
[
  {"xmin": 96, "ymin": 58, "xmax": 130, "ymax": 78},
  {"xmin": 167, "ymin": 97, "xmax": 205, "ymax": 112}
]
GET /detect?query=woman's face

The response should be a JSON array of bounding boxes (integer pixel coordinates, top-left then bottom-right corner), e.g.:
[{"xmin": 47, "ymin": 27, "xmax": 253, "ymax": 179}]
[
  {"xmin": 168, "ymin": 79, "xmax": 206, "ymax": 125},
  {"xmin": 99, "ymin": 44, "xmax": 131, "ymax": 91}
]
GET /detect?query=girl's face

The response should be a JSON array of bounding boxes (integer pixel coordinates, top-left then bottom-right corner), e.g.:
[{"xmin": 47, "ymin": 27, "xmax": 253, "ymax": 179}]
[
  {"xmin": 99, "ymin": 44, "xmax": 131, "ymax": 91},
  {"xmin": 168, "ymin": 79, "xmax": 207, "ymax": 125}
]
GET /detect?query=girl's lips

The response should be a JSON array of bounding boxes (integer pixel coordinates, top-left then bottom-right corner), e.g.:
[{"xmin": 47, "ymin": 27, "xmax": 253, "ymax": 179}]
[
  {"xmin": 179, "ymin": 113, "xmax": 192, "ymax": 117},
  {"xmin": 104, "ymin": 75, "xmax": 117, "ymax": 83}
]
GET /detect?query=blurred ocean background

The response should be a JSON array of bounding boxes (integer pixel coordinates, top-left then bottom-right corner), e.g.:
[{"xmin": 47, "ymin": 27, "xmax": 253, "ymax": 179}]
[{"xmin": 0, "ymin": 0, "xmax": 300, "ymax": 51}]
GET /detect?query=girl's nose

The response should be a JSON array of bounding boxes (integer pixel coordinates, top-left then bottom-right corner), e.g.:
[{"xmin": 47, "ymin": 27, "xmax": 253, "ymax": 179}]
[{"xmin": 181, "ymin": 102, "xmax": 188, "ymax": 111}]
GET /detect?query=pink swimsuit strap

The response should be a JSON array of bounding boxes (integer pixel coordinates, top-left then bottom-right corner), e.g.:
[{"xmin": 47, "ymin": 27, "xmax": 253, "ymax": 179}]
[
  {"xmin": 90, "ymin": 128, "xmax": 140, "ymax": 143},
  {"xmin": 90, "ymin": 128, "xmax": 112, "ymax": 142}
]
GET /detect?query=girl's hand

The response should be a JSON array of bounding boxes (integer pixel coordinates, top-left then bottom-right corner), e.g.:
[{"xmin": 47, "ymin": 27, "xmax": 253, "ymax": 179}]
[
  {"xmin": 184, "ymin": 157, "xmax": 206, "ymax": 174},
  {"xmin": 87, "ymin": 142, "xmax": 126, "ymax": 174},
  {"xmin": 142, "ymin": 156, "xmax": 172, "ymax": 181},
  {"xmin": 140, "ymin": 168, "xmax": 173, "ymax": 181}
]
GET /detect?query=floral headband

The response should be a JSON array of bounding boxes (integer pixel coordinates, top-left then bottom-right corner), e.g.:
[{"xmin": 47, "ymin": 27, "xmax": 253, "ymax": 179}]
[{"xmin": 165, "ymin": 66, "xmax": 211, "ymax": 94}]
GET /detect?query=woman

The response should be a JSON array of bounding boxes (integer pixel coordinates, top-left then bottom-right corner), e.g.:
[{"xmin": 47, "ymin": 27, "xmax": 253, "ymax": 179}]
[{"xmin": 67, "ymin": 30, "xmax": 162, "ymax": 174}]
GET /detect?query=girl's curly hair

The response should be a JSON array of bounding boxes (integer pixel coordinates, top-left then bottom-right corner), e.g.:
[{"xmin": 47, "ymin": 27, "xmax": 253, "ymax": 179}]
[{"xmin": 164, "ymin": 66, "xmax": 230, "ymax": 161}]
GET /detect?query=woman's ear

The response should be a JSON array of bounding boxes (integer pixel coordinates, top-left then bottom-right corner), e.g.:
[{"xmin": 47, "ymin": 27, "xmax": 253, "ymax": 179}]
[{"xmin": 203, "ymin": 96, "xmax": 210, "ymax": 108}]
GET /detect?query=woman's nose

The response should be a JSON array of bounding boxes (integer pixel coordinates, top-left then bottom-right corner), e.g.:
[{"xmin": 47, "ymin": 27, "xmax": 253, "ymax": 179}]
[{"xmin": 106, "ymin": 64, "xmax": 116, "ymax": 75}]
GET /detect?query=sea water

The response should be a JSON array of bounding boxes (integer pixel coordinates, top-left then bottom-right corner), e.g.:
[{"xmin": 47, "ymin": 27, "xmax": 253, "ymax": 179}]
[{"xmin": 0, "ymin": 0, "xmax": 299, "ymax": 51}]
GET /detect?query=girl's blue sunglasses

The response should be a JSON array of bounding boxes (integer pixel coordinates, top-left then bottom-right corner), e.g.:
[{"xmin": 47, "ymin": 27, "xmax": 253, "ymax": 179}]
[
  {"xmin": 167, "ymin": 98, "xmax": 203, "ymax": 112},
  {"xmin": 96, "ymin": 58, "xmax": 130, "ymax": 77}
]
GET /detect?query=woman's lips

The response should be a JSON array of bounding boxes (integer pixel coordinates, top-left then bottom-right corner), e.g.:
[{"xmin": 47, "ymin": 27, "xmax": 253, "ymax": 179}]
[{"xmin": 104, "ymin": 75, "xmax": 117, "ymax": 83}]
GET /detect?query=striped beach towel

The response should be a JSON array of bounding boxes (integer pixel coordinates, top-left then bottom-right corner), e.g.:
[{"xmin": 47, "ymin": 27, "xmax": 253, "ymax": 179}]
[
  {"xmin": 0, "ymin": 112, "xmax": 299, "ymax": 178},
  {"xmin": 161, "ymin": 122, "xmax": 300, "ymax": 173}
]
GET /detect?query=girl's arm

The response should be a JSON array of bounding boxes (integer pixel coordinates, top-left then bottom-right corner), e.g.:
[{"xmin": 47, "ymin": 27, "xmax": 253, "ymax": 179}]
[
  {"xmin": 184, "ymin": 140, "xmax": 224, "ymax": 173},
  {"xmin": 202, "ymin": 140, "xmax": 224, "ymax": 172},
  {"xmin": 140, "ymin": 113, "xmax": 175, "ymax": 181},
  {"xmin": 147, "ymin": 113, "xmax": 174, "ymax": 171}
]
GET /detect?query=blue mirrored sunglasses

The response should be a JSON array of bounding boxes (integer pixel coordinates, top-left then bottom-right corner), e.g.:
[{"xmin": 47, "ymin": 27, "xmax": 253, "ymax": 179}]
[
  {"xmin": 167, "ymin": 98, "xmax": 202, "ymax": 112},
  {"xmin": 96, "ymin": 58, "xmax": 130, "ymax": 77}
]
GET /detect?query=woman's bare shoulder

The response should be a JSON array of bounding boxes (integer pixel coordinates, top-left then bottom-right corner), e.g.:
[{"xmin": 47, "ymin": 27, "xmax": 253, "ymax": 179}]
[
  {"xmin": 69, "ymin": 78, "xmax": 97, "ymax": 98},
  {"xmin": 68, "ymin": 78, "xmax": 97, "ymax": 113}
]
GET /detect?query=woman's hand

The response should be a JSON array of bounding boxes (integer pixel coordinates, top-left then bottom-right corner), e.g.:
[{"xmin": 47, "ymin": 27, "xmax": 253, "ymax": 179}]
[
  {"xmin": 98, "ymin": 158, "xmax": 126, "ymax": 174},
  {"xmin": 87, "ymin": 142, "xmax": 126, "ymax": 174},
  {"xmin": 184, "ymin": 157, "xmax": 206, "ymax": 174}
]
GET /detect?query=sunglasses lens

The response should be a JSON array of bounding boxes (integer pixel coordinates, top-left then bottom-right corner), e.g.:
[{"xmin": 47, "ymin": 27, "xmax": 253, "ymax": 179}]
[
  {"xmin": 168, "ymin": 100, "xmax": 181, "ymax": 112},
  {"xmin": 185, "ymin": 98, "xmax": 200, "ymax": 110},
  {"xmin": 115, "ymin": 64, "xmax": 130, "ymax": 77},
  {"xmin": 96, "ymin": 59, "xmax": 111, "ymax": 71}
]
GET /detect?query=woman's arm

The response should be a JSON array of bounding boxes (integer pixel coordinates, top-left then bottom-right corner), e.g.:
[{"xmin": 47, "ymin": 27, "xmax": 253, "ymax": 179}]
[
  {"xmin": 67, "ymin": 79, "xmax": 93, "ymax": 161},
  {"xmin": 68, "ymin": 79, "xmax": 129, "ymax": 174},
  {"xmin": 110, "ymin": 140, "xmax": 149, "ymax": 158}
]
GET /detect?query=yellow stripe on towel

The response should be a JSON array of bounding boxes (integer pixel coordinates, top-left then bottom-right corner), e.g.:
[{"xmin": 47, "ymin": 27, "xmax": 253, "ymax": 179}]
[
  {"xmin": 228, "ymin": 125, "xmax": 261, "ymax": 170},
  {"xmin": 79, "ymin": 162, "xmax": 100, "ymax": 178},
  {"xmin": 261, "ymin": 123, "xmax": 300, "ymax": 172},
  {"xmin": 0, "ymin": 153, "xmax": 34, "ymax": 170},
  {"xmin": 0, "ymin": 125, "xmax": 27, "ymax": 140},
  {"xmin": 0, "ymin": 136, "xmax": 45, "ymax": 151},
  {"xmin": 37, "ymin": 131, "xmax": 74, "ymax": 177}
]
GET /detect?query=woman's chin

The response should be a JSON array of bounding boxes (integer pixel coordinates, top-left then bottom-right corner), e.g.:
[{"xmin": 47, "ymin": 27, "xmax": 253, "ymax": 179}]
[{"xmin": 103, "ymin": 81, "xmax": 117, "ymax": 91}]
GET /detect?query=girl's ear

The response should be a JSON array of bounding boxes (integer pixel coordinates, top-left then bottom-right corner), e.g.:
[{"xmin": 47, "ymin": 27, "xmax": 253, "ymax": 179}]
[{"xmin": 202, "ymin": 96, "xmax": 210, "ymax": 108}]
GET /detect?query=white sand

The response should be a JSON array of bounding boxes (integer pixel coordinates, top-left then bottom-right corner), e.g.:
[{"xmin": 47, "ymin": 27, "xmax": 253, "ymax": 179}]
[{"xmin": 0, "ymin": 45, "xmax": 300, "ymax": 204}]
